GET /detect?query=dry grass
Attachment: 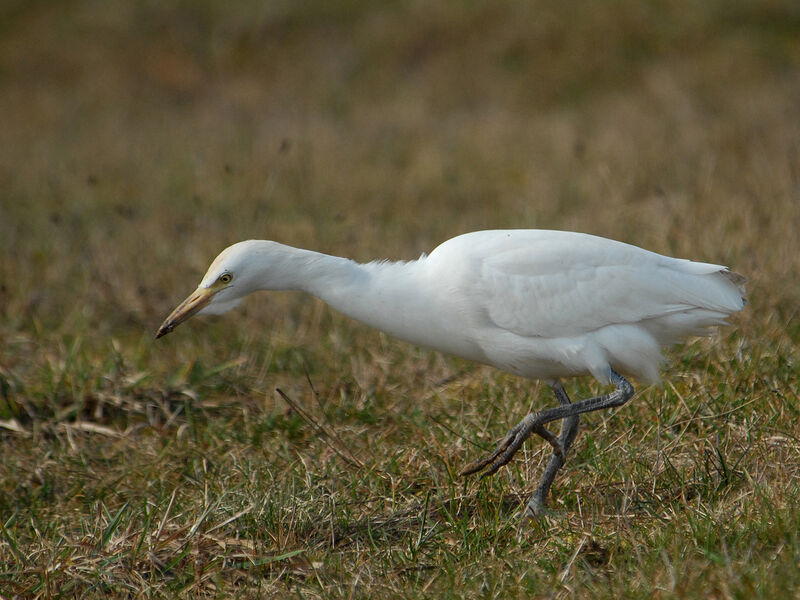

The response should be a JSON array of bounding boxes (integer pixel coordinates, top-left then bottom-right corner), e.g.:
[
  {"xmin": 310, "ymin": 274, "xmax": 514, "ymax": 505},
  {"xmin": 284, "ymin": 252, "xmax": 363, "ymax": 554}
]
[{"xmin": 1, "ymin": 1, "xmax": 800, "ymax": 597}]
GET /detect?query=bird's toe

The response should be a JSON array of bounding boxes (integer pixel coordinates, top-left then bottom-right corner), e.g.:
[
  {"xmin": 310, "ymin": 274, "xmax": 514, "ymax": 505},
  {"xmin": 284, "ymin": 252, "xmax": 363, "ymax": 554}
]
[
  {"xmin": 461, "ymin": 414, "xmax": 547, "ymax": 478},
  {"xmin": 459, "ymin": 432, "xmax": 515, "ymax": 477},
  {"xmin": 522, "ymin": 497, "xmax": 551, "ymax": 521}
]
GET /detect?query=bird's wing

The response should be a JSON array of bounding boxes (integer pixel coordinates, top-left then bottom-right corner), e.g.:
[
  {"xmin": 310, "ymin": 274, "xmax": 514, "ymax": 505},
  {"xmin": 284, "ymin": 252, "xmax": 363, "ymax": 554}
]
[{"xmin": 474, "ymin": 235, "xmax": 721, "ymax": 338}]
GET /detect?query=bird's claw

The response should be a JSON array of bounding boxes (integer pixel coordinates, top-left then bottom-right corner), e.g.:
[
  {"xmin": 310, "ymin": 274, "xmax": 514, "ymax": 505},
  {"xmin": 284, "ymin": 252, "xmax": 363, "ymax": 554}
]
[
  {"xmin": 460, "ymin": 415, "xmax": 564, "ymax": 479},
  {"xmin": 459, "ymin": 430, "xmax": 517, "ymax": 477}
]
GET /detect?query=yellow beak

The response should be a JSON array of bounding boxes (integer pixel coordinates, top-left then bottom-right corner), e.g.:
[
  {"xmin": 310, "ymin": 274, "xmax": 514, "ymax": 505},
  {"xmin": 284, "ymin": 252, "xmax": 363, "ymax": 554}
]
[{"xmin": 156, "ymin": 287, "xmax": 216, "ymax": 339}]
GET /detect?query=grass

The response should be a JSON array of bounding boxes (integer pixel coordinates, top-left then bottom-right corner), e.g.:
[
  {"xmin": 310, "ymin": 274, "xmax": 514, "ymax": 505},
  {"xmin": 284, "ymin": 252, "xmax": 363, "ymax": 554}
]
[{"xmin": 1, "ymin": 0, "xmax": 800, "ymax": 597}]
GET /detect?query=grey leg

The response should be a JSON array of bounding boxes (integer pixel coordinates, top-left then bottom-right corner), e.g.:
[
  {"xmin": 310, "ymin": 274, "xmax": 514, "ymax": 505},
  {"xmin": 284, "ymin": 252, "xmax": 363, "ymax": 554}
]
[
  {"xmin": 526, "ymin": 382, "xmax": 579, "ymax": 516},
  {"xmin": 461, "ymin": 370, "xmax": 634, "ymax": 508}
]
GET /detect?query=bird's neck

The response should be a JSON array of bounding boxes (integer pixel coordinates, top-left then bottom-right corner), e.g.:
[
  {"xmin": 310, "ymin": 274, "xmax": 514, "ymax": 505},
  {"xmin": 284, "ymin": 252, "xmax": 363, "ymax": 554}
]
[
  {"xmin": 253, "ymin": 243, "xmax": 359, "ymax": 293},
  {"xmin": 258, "ymin": 242, "xmax": 440, "ymax": 346},
  {"xmin": 252, "ymin": 241, "xmax": 484, "ymax": 361},
  {"xmin": 314, "ymin": 257, "xmax": 432, "ymax": 340}
]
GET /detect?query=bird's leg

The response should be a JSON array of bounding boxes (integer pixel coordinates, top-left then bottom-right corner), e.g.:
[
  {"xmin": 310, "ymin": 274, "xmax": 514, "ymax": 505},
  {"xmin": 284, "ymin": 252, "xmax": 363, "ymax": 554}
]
[
  {"xmin": 460, "ymin": 369, "xmax": 633, "ymax": 486},
  {"xmin": 525, "ymin": 382, "xmax": 580, "ymax": 516},
  {"xmin": 461, "ymin": 389, "xmax": 568, "ymax": 477}
]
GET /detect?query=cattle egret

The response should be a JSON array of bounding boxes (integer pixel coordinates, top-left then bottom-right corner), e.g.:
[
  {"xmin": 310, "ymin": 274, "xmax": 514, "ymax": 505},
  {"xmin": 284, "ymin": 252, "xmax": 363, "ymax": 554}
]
[{"xmin": 157, "ymin": 230, "xmax": 746, "ymax": 516}]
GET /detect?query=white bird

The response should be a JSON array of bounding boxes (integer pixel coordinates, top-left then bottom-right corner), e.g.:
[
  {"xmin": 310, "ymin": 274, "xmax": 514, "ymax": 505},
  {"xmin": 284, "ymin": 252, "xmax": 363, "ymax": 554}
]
[{"xmin": 156, "ymin": 229, "xmax": 746, "ymax": 516}]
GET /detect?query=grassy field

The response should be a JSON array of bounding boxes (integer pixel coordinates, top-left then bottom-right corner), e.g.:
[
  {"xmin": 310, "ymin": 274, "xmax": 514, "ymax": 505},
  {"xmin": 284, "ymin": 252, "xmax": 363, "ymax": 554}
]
[{"xmin": 1, "ymin": 1, "xmax": 800, "ymax": 597}]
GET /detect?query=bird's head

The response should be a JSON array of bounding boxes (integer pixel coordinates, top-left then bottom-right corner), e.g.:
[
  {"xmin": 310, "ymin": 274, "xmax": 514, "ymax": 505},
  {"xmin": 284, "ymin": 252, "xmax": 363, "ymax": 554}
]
[{"xmin": 156, "ymin": 241, "xmax": 264, "ymax": 339}]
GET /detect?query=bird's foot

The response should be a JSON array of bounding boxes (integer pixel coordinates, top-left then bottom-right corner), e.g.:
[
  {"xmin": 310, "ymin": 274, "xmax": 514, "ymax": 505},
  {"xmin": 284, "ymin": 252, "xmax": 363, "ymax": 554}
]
[
  {"xmin": 522, "ymin": 488, "xmax": 551, "ymax": 520},
  {"xmin": 460, "ymin": 414, "xmax": 558, "ymax": 478}
]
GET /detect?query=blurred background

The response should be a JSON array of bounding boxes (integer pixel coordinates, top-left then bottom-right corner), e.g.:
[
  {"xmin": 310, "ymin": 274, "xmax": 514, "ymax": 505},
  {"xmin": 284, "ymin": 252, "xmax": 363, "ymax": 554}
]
[{"xmin": 2, "ymin": 0, "xmax": 798, "ymax": 346}]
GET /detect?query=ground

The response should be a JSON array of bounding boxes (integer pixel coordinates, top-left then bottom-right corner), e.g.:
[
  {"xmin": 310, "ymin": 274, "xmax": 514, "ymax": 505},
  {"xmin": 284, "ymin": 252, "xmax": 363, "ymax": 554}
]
[{"xmin": 1, "ymin": 1, "xmax": 799, "ymax": 597}]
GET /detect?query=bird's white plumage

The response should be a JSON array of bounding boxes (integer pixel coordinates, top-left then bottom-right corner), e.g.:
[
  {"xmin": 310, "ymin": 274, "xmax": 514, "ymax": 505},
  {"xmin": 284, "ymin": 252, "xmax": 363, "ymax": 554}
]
[
  {"xmin": 162, "ymin": 230, "xmax": 745, "ymax": 386},
  {"xmin": 416, "ymin": 230, "xmax": 745, "ymax": 382}
]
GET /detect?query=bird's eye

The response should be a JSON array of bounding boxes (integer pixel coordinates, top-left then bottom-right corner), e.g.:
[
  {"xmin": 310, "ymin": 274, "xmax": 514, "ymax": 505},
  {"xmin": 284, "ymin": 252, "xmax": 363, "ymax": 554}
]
[{"xmin": 219, "ymin": 273, "xmax": 232, "ymax": 284}]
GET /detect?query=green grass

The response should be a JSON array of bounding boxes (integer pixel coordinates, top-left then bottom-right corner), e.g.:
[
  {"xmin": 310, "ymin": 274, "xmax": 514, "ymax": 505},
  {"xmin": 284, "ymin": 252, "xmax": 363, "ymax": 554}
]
[{"xmin": 1, "ymin": 0, "xmax": 800, "ymax": 597}]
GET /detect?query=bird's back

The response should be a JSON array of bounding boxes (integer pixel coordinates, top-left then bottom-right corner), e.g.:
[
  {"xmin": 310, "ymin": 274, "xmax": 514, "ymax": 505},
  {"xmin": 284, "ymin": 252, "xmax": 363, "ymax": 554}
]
[{"xmin": 423, "ymin": 230, "xmax": 745, "ymax": 383}]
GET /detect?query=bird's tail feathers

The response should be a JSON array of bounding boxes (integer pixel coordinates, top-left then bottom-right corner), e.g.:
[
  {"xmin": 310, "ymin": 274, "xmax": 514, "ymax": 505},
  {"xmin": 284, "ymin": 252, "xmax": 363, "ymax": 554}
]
[{"xmin": 664, "ymin": 261, "xmax": 747, "ymax": 315}]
